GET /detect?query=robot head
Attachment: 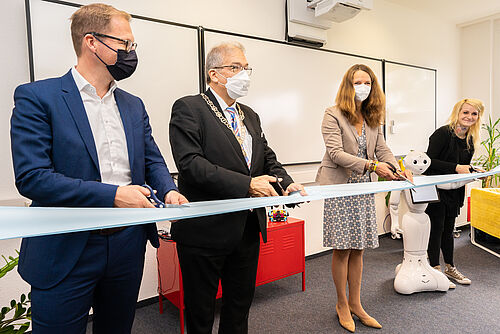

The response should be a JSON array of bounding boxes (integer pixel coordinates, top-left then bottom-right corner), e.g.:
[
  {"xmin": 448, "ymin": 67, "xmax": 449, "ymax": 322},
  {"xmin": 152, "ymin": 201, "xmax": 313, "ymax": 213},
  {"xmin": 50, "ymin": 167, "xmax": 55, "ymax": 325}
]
[{"xmin": 403, "ymin": 151, "xmax": 431, "ymax": 175}]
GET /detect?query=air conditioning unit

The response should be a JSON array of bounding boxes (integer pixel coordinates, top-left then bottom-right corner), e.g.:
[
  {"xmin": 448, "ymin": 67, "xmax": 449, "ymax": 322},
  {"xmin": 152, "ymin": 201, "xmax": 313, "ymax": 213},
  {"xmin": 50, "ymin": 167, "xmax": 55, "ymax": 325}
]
[
  {"xmin": 286, "ymin": 0, "xmax": 373, "ymax": 46},
  {"xmin": 308, "ymin": 0, "xmax": 373, "ymax": 23}
]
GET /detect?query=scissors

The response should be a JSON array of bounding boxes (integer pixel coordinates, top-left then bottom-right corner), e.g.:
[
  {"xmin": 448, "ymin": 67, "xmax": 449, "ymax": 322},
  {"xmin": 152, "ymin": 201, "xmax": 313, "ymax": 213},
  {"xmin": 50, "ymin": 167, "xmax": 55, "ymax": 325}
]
[
  {"xmin": 273, "ymin": 175, "xmax": 302, "ymax": 208},
  {"xmin": 469, "ymin": 165, "xmax": 483, "ymax": 173},
  {"xmin": 273, "ymin": 175, "xmax": 285, "ymax": 195},
  {"xmin": 385, "ymin": 162, "xmax": 417, "ymax": 192},
  {"xmin": 142, "ymin": 184, "xmax": 186, "ymax": 208}
]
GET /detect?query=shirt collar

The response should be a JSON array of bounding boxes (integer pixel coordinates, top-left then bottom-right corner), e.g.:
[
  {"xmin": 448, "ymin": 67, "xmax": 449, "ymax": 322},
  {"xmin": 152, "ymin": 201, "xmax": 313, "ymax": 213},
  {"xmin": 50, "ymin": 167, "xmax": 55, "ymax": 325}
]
[
  {"xmin": 209, "ymin": 87, "xmax": 235, "ymax": 111},
  {"xmin": 71, "ymin": 66, "xmax": 117, "ymax": 98}
]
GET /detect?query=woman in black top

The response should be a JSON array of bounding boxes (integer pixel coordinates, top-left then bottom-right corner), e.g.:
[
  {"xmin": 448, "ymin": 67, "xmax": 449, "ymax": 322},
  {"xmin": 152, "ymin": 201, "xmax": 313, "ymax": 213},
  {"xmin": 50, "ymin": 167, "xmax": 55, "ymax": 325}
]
[{"xmin": 425, "ymin": 98, "xmax": 484, "ymax": 285}]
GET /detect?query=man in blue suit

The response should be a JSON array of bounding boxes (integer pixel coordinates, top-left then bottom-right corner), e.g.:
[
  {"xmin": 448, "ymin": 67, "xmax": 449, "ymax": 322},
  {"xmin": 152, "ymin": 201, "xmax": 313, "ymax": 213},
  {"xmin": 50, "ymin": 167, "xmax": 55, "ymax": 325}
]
[{"xmin": 10, "ymin": 4, "xmax": 187, "ymax": 333}]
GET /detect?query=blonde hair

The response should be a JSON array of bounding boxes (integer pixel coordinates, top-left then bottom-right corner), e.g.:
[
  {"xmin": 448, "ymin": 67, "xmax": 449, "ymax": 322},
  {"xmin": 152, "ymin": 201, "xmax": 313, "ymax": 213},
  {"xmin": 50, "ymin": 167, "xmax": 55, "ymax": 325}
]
[
  {"xmin": 70, "ymin": 3, "xmax": 131, "ymax": 56},
  {"xmin": 335, "ymin": 64, "xmax": 385, "ymax": 128},
  {"xmin": 447, "ymin": 98, "xmax": 484, "ymax": 150}
]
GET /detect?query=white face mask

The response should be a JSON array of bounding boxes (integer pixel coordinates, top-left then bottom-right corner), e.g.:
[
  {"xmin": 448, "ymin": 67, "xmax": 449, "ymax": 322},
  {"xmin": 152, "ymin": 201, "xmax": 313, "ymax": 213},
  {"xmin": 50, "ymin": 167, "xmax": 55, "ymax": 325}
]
[
  {"xmin": 218, "ymin": 69, "xmax": 251, "ymax": 99},
  {"xmin": 354, "ymin": 84, "xmax": 371, "ymax": 102}
]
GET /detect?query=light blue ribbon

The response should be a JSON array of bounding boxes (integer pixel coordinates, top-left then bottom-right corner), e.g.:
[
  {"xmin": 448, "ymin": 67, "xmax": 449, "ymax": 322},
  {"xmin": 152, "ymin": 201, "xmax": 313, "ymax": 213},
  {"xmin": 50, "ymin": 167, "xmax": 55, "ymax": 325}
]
[{"xmin": 1, "ymin": 167, "xmax": 499, "ymax": 240}]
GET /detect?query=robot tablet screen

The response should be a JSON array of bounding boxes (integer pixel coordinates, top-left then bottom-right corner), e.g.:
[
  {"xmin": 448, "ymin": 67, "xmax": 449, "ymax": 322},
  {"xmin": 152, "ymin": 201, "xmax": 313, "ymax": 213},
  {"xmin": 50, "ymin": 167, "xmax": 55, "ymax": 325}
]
[{"xmin": 410, "ymin": 185, "xmax": 440, "ymax": 204}]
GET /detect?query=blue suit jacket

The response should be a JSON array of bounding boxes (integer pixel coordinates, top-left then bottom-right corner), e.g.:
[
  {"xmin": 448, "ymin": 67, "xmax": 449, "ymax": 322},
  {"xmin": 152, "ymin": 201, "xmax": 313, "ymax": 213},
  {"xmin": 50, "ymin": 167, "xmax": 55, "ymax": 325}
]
[{"xmin": 10, "ymin": 70, "xmax": 177, "ymax": 289}]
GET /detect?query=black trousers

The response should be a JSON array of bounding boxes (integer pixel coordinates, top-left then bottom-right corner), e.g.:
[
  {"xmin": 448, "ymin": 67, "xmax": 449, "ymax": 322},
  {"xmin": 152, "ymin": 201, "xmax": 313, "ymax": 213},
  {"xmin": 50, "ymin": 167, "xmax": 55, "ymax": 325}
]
[
  {"xmin": 426, "ymin": 202, "xmax": 456, "ymax": 267},
  {"xmin": 176, "ymin": 214, "xmax": 260, "ymax": 334}
]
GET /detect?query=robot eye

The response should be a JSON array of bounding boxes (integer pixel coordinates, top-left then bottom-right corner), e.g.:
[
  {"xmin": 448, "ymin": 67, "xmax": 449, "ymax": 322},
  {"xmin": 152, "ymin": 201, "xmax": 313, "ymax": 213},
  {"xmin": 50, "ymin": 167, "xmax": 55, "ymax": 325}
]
[
  {"xmin": 413, "ymin": 160, "xmax": 417, "ymax": 164},
  {"xmin": 423, "ymin": 159, "xmax": 428, "ymax": 164}
]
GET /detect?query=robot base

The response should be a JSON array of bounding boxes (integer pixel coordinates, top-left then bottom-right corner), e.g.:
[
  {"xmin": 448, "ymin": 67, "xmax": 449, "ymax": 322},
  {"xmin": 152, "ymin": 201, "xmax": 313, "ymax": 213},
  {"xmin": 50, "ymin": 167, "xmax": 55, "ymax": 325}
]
[{"xmin": 394, "ymin": 252, "xmax": 450, "ymax": 294}]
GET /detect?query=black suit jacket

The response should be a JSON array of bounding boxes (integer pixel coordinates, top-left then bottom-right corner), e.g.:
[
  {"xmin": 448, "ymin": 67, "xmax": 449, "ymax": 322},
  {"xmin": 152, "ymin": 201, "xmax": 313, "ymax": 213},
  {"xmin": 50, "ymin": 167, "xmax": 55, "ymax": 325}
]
[{"xmin": 169, "ymin": 90, "xmax": 293, "ymax": 250}]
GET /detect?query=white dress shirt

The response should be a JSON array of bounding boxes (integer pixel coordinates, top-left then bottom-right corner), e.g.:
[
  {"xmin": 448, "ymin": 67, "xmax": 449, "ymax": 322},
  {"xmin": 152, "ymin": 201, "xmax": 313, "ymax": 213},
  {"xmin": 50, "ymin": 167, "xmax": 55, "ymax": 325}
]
[
  {"xmin": 71, "ymin": 67, "xmax": 132, "ymax": 186},
  {"xmin": 209, "ymin": 87, "xmax": 253, "ymax": 165}
]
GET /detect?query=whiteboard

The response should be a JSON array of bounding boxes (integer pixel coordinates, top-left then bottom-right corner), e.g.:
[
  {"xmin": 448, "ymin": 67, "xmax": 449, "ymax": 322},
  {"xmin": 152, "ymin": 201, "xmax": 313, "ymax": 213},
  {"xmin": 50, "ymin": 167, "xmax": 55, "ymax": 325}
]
[
  {"xmin": 385, "ymin": 62, "xmax": 436, "ymax": 156},
  {"xmin": 204, "ymin": 32, "xmax": 383, "ymax": 164},
  {"xmin": 30, "ymin": 0, "xmax": 200, "ymax": 172}
]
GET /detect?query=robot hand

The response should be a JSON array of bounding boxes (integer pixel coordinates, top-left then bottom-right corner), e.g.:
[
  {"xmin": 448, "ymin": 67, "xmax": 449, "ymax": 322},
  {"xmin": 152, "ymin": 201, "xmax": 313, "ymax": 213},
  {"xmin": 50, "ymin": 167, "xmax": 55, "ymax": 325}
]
[
  {"xmin": 436, "ymin": 179, "xmax": 472, "ymax": 190},
  {"xmin": 391, "ymin": 225, "xmax": 403, "ymax": 239}
]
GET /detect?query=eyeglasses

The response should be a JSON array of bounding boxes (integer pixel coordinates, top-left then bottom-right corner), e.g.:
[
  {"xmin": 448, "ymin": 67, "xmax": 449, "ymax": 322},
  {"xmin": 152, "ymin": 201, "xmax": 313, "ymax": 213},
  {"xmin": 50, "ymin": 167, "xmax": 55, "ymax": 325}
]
[
  {"xmin": 213, "ymin": 65, "xmax": 252, "ymax": 76},
  {"xmin": 85, "ymin": 32, "xmax": 137, "ymax": 53}
]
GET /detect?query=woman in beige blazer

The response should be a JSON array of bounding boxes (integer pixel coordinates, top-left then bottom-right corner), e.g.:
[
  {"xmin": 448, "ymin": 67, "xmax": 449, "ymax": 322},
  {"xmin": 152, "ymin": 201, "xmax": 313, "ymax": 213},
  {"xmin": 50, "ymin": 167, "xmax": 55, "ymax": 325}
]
[{"xmin": 316, "ymin": 64, "xmax": 412, "ymax": 332}]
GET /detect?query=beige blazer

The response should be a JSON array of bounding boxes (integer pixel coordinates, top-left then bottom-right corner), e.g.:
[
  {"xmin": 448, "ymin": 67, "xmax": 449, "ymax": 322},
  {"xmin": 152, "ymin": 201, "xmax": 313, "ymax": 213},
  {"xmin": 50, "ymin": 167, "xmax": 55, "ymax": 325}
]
[{"xmin": 316, "ymin": 106, "xmax": 398, "ymax": 185}]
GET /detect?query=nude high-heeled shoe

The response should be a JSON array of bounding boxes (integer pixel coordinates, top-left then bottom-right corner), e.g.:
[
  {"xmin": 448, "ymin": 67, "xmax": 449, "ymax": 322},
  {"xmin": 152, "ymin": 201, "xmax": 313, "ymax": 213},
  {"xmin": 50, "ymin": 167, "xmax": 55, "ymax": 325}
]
[
  {"xmin": 350, "ymin": 309, "xmax": 382, "ymax": 329},
  {"xmin": 336, "ymin": 304, "xmax": 355, "ymax": 332}
]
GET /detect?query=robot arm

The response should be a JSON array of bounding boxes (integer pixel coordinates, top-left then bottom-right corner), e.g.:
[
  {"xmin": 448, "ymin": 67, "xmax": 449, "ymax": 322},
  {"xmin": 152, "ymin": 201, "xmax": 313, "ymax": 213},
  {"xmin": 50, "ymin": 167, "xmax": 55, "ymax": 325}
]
[
  {"xmin": 389, "ymin": 190, "xmax": 403, "ymax": 239},
  {"xmin": 436, "ymin": 179, "xmax": 473, "ymax": 190}
]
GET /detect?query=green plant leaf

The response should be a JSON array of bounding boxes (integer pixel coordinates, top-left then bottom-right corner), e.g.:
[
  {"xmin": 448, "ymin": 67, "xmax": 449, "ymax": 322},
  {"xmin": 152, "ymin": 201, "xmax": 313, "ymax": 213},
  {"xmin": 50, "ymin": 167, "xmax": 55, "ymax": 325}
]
[
  {"xmin": 14, "ymin": 304, "xmax": 25, "ymax": 319},
  {"xmin": 477, "ymin": 115, "xmax": 500, "ymax": 188},
  {"xmin": 0, "ymin": 325, "xmax": 15, "ymax": 333},
  {"xmin": 18, "ymin": 323, "xmax": 30, "ymax": 334},
  {"xmin": 0, "ymin": 252, "xmax": 30, "ymax": 332}
]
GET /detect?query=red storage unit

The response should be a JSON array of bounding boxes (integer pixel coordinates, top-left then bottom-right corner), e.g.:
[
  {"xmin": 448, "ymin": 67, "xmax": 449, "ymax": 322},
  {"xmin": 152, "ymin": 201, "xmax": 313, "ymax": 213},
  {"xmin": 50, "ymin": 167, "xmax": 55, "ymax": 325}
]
[
  {"xmin": 157, "ymin": 218, "xmax": 305, "ymax": 334},
  {"xmin": 256, "ymin": 218, "xmax": 305, "ymax": 290},
  {"xmin": 156, "ymin": 239, "xmax": 185, "ymax": 324}
]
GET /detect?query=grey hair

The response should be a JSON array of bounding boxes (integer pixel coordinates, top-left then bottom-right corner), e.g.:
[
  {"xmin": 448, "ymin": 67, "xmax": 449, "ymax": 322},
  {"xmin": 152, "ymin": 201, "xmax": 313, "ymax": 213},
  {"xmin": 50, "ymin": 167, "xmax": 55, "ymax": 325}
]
[{"xmin": 206, "ymin": 41, "xmax": 246, "ymax": 84}]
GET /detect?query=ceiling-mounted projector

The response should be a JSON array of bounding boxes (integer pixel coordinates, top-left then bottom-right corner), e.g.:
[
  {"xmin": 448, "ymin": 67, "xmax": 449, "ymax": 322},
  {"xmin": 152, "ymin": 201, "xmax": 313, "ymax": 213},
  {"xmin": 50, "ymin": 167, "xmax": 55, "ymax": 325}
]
[{"xmin": 307, "ymin": 0, "xmax": 373, "ymax": 23}]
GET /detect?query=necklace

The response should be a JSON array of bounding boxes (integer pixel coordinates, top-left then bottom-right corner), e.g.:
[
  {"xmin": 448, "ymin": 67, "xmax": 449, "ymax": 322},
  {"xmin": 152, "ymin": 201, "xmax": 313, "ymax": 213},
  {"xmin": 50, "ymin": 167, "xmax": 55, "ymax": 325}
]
[{"xmin": 200, "ymin": 93, "xmax": 247, "ymax": 145}]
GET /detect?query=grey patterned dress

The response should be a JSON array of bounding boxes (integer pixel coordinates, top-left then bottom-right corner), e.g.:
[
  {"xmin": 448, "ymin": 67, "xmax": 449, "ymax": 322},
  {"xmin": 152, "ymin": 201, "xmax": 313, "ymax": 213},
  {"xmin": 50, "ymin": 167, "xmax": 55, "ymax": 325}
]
[{"xmin": 323, "ymin": 123, "xmax": 378, "ymax": 249}]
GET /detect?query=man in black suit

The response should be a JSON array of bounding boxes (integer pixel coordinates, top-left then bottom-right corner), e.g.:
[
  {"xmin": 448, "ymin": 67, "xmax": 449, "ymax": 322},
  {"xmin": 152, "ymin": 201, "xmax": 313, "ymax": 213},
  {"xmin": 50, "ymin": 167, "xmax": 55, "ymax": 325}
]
[{"xmin": 169, "ymin": 42, "xmax": 306, "ymax": 334}]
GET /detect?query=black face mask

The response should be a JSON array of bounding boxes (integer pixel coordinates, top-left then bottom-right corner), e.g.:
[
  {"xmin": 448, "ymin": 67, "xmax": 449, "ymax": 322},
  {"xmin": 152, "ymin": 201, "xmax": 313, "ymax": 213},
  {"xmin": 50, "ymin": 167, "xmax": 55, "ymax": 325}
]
[{"xmin": 94, "ymin": 39, "xmax": 138, "ymax": 81}]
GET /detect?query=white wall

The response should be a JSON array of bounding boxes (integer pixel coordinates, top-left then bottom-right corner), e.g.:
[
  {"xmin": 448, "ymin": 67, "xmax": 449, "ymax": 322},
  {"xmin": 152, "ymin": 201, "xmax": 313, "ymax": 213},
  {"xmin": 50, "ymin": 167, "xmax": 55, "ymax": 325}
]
[
  {"xmin": 494, "ymin": 19, "xmax": 500, "ymax": 121},
  {"xmin": 461, "ymin": 20, "xmax": 492, "ymax": 117},
  {"xmin": 460, "ymin": 15, "xmax": 500, "ymax": 181},
  {"xmin": 1, "ymin": 0, "xmax": 463, "ymax": 308},
  {"xmin": 0, "ymin": 0, "xmax": 29, "ymax": 201},
  {"xmin": 461, "ymin": 16, "xmax": 500, "ymax": 125},
  {"xmin": 0, "ymin": 0, "xmax": 31, "ymax": 317}
]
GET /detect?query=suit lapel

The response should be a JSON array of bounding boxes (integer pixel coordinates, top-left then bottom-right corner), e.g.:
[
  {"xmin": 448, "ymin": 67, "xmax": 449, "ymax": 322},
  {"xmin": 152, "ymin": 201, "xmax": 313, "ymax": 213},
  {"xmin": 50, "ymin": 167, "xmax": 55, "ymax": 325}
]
[
  {"xmin": 61, "ymin": 71, "xmax": 99, "ymax": 171},
  {"xmin": 114, "ymin": 89, "xmax": 135, "ymax": 170},
  {"xmin": 366, "ymin": 123, "xmax": 377, "ymax": 157},
  {"xmin": 204, "ymin": 90, "xmax": 248, "ymax": 170}
]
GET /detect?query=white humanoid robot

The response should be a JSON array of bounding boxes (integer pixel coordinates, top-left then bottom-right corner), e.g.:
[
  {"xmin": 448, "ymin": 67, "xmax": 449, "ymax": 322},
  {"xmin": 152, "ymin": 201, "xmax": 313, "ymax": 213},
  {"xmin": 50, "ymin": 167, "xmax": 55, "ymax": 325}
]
[{"xmin": 389, "ymin": 151, "xmax": 471, "ymax": 294}]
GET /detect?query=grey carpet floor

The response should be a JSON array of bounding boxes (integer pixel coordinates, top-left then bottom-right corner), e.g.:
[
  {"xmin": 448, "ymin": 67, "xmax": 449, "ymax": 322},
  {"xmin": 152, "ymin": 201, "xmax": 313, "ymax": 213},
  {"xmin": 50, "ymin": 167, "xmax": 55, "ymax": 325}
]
[{"xmin": 88, "ymin": 226, "xmax": 500, "ymax": 333}]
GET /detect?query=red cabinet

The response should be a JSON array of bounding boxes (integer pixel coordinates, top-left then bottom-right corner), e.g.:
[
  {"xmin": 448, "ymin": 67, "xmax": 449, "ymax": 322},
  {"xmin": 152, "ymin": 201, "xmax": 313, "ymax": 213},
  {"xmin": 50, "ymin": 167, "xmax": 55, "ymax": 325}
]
[{"xmin": 157, "ymin": 218, "xmax": 305, "ymax": 334}]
